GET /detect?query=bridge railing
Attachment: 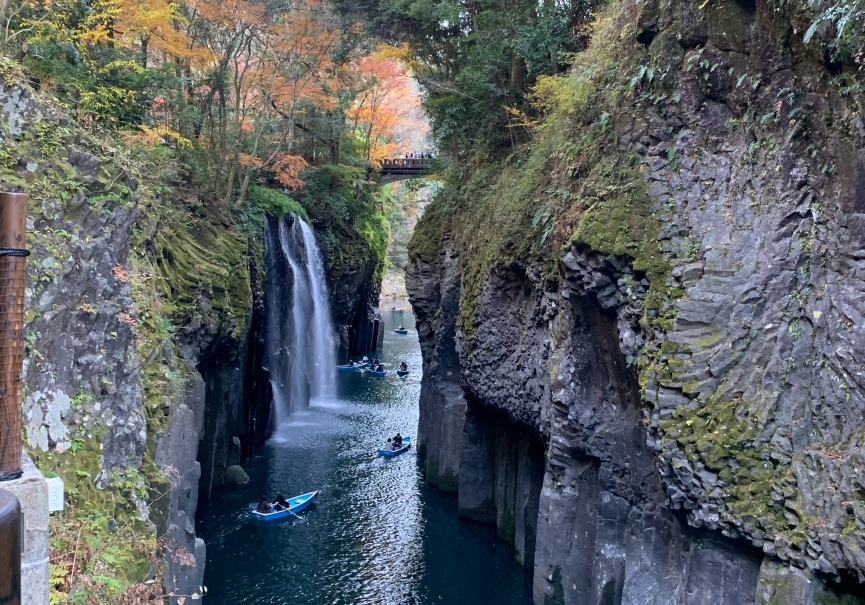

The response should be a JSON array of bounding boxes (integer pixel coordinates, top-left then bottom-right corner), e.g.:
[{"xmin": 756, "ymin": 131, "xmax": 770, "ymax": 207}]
[{"xmin": 380, "ymin": 158, "xmax": 430, "ymax": 171}]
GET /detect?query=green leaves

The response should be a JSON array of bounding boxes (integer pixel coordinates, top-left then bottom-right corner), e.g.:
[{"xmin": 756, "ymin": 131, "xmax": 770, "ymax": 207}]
[{"xmin": 247, "ymin": 186, "xmax": 309, "ymax": 221}]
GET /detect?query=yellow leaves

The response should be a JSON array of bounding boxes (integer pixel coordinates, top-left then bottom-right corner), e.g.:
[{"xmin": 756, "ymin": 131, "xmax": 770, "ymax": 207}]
[
  {"xmin": 78, "ymin": 86, "xmax": 137, "ymax": 126},
  {"xmin": 114, "ymin": 0, "xmax": 213, "ymax": 65},
  {"xmin": 374, "ymin": 44, "xmax": 412, "ymax": 64},
  {"xmin": 504, "ymin": 105, "xmax": 539, "ymax": 129},
  {"xmin": 127, "ymin": 125, "xmax": 193, "ymax": 149},
  {"xmin": 532, "ymin": 73, "xmax": 595, "ymax": 117}
]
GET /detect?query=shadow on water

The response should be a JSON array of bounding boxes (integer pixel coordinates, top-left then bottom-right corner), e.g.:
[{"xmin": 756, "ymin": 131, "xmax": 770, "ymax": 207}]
[{"xmin": 197, "ymin": 310, "xmax": 532, "ymax": 604}]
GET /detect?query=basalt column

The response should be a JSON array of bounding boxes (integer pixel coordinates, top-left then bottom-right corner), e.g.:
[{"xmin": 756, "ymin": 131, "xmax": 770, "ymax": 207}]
[{"xmin": 457, "ymin": 404, "xmax": 545, "ymax": 569}]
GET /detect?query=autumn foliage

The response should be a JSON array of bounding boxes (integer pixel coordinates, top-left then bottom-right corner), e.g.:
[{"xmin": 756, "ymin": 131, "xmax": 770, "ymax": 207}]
[
  {"xmin": 348, "ymin": 54, "xmax": 424, "ymax": 164},
  {"xmin": 2, "ymin": 0, "xmax": 428, "ymax": 204}
]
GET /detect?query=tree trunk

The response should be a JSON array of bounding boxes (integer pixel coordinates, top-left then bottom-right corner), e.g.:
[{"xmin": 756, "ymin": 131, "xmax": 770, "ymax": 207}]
[
  {"xmin": 510, "ymin": 52, "xmax": 526, "ymax": 97},
  {"xmin": 222, "ymin": 164, "xmax": 236, "ymax": 206}
]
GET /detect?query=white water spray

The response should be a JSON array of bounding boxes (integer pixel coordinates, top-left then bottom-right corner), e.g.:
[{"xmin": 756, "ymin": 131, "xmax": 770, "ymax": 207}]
[{"xmin": 264, "ymin": 214, "xmax": 336, "ymax": 435}]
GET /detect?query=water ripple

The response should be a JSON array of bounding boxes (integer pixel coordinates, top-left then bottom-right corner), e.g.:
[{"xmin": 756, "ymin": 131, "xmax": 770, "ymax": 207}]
[{"xmin": 198, "ymin": 311, "xmax": 531, "ymax": 604}]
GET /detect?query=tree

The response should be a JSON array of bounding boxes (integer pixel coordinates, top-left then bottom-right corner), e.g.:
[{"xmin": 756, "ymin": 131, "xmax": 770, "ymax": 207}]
[{"xmin": 348, "ymin": 53, "xmax": 421, "ymax": 163}]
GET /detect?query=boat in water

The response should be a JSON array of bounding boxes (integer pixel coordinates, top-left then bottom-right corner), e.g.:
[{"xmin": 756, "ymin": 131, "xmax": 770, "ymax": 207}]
[
  {"xmin": 380, "ymin": 437, "xmax": 411, "ymax": 457},
  {"xmin": 337, "ymin": 362, "xmax": 370, "ymax": 372},
  {"xmin": 367, "ymin": 369, "xmax": 386, "ymax": 377},
  {"xmin": 396, "ymin": 369, "xmax": 409, "ymax": 377},
  {"xmin": 394, "ymin": 329, "xmax": 408, "ymax": 335},
  {"xmin": 251, "ymin": 491, "xmax": 320, "ymax": 522}
]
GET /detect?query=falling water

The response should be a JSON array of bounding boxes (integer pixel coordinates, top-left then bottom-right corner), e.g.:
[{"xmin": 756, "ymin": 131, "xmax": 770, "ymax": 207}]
[{"xmin": 264, "ymin": 214, "xmax": 336, "ymax": 434}]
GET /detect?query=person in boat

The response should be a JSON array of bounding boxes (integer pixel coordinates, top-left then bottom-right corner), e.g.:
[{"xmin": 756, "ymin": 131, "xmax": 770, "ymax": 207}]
[
  {"xmin": 383, "ymin": 438, "xmax": 393, "ymax": 451},
  {"xmin": 256, "ymin": 496, "xmax": 272, "ymax": 514},
  {"xmin": 393, "ymin": 433, "xmax": 403, "ymax": 447},
  {"xmin": 273, "ymin": 493, "xmax": 290, "ymax": 511},
  {"xmin": 375, "ymin": 364, "xmax": 384, "ymax": 372},
  {"xmin": 398, "ymin": 325, "xmax": 404, "ymax": 330},
  {"xmin": 399, "ymin": 361, "xmax": 408, "ymax": 372},
  {"xmin": 362, "ymin": 356, "xmax": 369, "ymax": 364}
]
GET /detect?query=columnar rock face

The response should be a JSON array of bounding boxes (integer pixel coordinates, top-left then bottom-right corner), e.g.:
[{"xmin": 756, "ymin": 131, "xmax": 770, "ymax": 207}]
[
  {"xmin": 407, "ymin": 0, "xmax": 865, "ymax": 602},
  {"xmin": 2, "ymin": 78, "xmax": 258, "ymax": 596}
]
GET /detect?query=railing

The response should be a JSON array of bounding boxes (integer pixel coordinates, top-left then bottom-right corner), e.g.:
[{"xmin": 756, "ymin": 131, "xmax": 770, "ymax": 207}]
[{"xmin": 379, "ymin": 158, "xmax": 430, "ymax": 173}]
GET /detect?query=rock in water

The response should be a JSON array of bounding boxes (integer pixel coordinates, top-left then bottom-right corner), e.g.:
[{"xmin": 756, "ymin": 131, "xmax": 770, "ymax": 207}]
[{"xmin": 224, "ymin": 465, "xmax": 249, "ymax": 485}]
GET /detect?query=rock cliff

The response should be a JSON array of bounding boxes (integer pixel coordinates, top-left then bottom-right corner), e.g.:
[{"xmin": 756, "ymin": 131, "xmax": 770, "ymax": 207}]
[
  {"xmin": 1, "ymin": 73, "xmax": 261, "ymax": 599},
  {"xmin": 3, "ymin": 67, "xmax": 385, "ymax": 601},
  {"xmin": 407, "ymin": 0, "xmax": 865, "ymax": 603}
]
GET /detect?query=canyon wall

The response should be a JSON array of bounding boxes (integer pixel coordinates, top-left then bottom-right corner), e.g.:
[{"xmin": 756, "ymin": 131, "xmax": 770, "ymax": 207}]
[
  {"xmin": 4, "ymin": 70, "xmax": 258, "ymax": 597},
  {"xmin": 407, "ymin": 0, "xmax": 865, "ymax": 603},
  {"xmin": 3, "ymin": 71, "xmax": 383, "ymax": 601}
]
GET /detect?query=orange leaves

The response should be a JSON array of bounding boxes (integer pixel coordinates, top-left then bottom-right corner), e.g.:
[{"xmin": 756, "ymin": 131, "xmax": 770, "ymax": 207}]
[
  {"xmin": 271, "ymin": 153, "xmax": 309, "ymax": 189},
  {"xmin": 188, "ymin": 0, "xmax": 266, "ymax": 28},
  {"xmin": 348, "ymin": 53, "xmax": 426, "ymax": 161},
  {"xmin": 268, "ymin": 8, "xmax": 341, "ymax": 115},
  {"xmin": 235, "ymin": 153, "xmax": 264, "ymax": 168}
]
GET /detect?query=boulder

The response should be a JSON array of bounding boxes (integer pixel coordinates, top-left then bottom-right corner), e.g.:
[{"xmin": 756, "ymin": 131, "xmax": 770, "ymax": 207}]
[{"xmin": 224, "ymin": 465, "xmax": 249, "ymax": 485}]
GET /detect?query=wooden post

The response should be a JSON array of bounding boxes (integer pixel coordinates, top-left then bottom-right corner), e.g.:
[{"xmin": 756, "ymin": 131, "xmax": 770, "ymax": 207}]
[
  {"xmin": 0, "ymin": 488, "xmax": 21, "ymax": 605},
  {"xmin": 0, "ymin": 193, "xmax": 27, "ymax": 482}
]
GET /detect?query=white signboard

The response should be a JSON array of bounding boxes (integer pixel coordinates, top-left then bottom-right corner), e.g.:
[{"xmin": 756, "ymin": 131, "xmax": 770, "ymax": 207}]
[{"xmin": 46, "ymin": 476, "xmax": 64, "ymax": 512}]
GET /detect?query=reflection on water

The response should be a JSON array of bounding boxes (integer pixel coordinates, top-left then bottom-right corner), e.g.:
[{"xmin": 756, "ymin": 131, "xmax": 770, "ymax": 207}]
[{"xmin": 197, "ymin": 310, "xmax": 532, "ymax": 605}]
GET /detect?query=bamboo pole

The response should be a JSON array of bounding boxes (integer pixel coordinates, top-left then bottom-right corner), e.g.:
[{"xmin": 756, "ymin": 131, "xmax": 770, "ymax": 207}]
[{"xmin": 0, "ymin": 192, "xmax": 27, "ymax": 482}]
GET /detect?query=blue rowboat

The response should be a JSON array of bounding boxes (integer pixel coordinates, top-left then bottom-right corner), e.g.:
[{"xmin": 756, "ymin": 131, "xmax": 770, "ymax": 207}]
[
  {"xmin": 367, "ymin": 369, "xmax": 385, "ymax": 377},
  {"xmin": 394, "ymin": 329, "xmax": 408, "ymax": 335},
  {"xmin": 380, "ymin": 437, "xmax": 411, "ymax": 457},
  {"xmin": 251, "ymin": 491, "xmax": 319, "ymax": 522},
  {"xmin": 396, "ymin": 369, "xmax": 409, "ymax": 377}
]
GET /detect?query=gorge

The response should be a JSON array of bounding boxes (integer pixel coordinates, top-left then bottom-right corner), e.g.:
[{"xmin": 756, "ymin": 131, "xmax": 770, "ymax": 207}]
[{"xmin": 2, "ymin": 0, "xmax": 865, "ymax": 603}]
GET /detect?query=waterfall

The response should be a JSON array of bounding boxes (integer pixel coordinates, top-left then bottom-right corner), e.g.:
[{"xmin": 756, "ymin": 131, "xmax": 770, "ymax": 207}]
[{"xmin": 264, "ymin": 214, "xmax": 336, "ymax": 433}]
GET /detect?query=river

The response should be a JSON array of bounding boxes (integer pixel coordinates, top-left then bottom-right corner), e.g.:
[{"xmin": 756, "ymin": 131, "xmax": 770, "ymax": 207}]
[{"xmin": 197, "ymin": 308, "xmax": 533, "ymax": 604}]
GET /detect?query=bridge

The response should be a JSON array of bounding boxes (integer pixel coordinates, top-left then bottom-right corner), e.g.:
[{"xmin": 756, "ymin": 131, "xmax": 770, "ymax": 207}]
[{"xmin": 377, "ymin": 158, "xmax": 431, "ymax": 185}]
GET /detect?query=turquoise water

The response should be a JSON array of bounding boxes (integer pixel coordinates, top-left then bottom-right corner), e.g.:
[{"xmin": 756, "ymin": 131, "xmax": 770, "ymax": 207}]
[{"xmin": 197, "ymin": 309, "xmax": 533, "ymax": 604}]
